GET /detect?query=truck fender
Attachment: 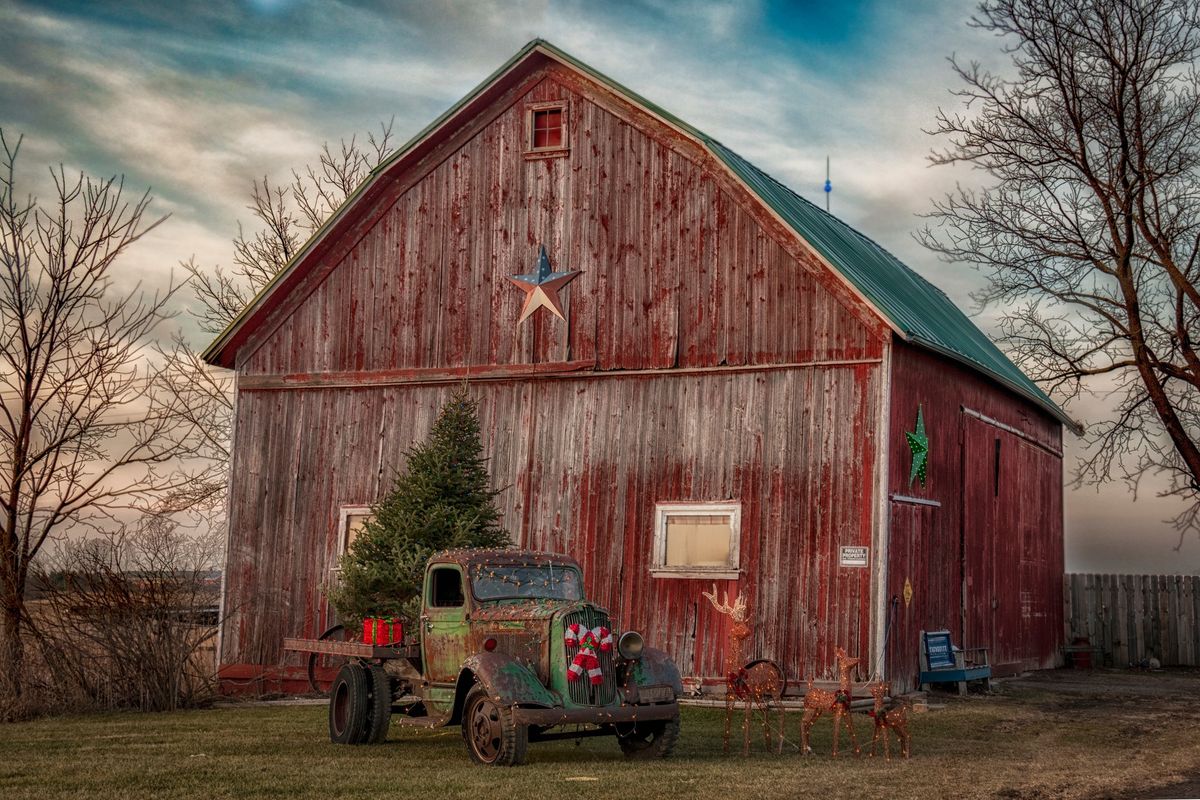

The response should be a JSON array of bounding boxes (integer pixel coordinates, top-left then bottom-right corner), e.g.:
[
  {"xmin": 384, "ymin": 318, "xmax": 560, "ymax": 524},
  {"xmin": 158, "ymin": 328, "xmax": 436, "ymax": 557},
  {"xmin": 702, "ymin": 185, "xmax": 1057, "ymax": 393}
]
[
  {"xmin": 633, "ymin": 646, "xmax": 684, "ymax": 696},
  {"xmin": 450, "ymin": 652, "xmax": 559, "ymax": 724}
]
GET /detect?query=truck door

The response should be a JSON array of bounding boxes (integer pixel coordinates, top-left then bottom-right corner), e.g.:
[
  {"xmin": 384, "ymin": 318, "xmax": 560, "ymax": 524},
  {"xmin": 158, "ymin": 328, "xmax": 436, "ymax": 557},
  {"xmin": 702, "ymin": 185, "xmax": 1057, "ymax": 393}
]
[{"xmin": 421, "ymin": 565, "xmax": 469, "ymax": 687}]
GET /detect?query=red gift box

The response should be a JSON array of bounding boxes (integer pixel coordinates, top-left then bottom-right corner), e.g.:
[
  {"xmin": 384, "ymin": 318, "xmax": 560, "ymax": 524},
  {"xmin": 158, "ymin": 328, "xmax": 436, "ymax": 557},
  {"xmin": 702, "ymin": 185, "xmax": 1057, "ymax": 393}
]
[{"xmin": 362, "ymin": 617, "xmax": 403, "ymax": 645}]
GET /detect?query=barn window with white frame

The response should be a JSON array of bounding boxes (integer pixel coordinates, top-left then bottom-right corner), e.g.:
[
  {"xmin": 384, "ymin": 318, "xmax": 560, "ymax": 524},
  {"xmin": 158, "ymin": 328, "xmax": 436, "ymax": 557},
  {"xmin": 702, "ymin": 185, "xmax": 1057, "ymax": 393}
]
[
  {"xmin": 334, "ymin": 505, "xmax": 374, "ymax": 571},
  {"xmin": 651, "ymin": 502, "xmax": 741, "ymax": 579}
]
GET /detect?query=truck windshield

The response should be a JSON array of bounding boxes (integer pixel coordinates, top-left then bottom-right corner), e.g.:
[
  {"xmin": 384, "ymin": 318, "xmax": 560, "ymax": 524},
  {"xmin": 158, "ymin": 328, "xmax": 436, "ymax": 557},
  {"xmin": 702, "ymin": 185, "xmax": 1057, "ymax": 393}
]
[{"xmin": 472, "ymin": 565, "xmax": 584, "ymax": 601}]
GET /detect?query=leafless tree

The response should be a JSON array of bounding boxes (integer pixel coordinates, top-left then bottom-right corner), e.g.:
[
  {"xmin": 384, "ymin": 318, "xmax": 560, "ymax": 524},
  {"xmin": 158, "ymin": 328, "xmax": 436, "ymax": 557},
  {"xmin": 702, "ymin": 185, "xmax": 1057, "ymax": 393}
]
[
  {"xmin": 0, "ymin": 129, "xmax": 203, "ymax": 714},
  {"xmin": 920, "ymin": 0, "xmax": 1200, "ymax": 537}
]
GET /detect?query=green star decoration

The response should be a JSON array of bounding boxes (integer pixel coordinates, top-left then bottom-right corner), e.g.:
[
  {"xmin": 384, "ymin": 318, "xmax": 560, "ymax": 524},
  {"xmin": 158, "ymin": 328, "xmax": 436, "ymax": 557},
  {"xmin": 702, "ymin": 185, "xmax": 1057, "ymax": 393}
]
[{"xmin": 906, "ymin": 406, "xmax": 929, "ymax": 488}]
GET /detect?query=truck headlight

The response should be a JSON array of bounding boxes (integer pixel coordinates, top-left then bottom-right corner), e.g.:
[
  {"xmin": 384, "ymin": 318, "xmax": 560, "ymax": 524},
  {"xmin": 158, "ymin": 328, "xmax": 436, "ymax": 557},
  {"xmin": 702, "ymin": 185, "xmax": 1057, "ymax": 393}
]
[{"xmin": 618, "ymin": 631, "xmax": 644, "ymax": 660}]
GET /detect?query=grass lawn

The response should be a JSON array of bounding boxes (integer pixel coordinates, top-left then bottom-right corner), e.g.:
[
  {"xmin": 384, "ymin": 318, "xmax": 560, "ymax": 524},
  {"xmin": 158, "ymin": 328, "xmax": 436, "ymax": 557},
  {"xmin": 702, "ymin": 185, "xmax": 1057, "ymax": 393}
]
[{"xmin": 2, "ymin": 672, "xmax": 1199, "ymax": 800}]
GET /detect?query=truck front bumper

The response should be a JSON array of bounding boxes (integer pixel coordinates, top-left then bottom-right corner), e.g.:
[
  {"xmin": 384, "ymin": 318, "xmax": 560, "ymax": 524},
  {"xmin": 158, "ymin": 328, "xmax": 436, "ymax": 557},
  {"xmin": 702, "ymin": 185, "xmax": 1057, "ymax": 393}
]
[{"xmin": 512, "ymin": 702, "xmax": 679, "ymax": 727}]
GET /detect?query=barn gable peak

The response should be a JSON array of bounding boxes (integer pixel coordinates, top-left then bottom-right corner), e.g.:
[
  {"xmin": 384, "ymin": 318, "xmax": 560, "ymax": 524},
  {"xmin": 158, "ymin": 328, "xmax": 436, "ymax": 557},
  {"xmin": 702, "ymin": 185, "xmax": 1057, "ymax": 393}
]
[{"xmin": 202, "ymin": 38, "xmax": 1073, "ymax": 431}]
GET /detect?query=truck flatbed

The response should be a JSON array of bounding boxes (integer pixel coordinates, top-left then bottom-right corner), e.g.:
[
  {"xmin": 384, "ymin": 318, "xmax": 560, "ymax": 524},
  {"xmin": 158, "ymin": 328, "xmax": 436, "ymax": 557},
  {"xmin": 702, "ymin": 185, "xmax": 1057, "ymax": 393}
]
[{"xmin": 283, "ymin": 636, "xmax": 419, "ymax": 660}]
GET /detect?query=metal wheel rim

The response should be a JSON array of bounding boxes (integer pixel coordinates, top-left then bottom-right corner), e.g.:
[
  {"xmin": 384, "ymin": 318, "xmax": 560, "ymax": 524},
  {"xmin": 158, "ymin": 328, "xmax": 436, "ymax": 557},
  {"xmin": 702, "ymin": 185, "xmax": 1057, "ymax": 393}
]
[
  {"xmin": 468, "ymin": 697, "xmax": 503, "ymax": 762},
  {"xmin": 331, "ymin": 681, "xmax": 350, "ymax": 735}
]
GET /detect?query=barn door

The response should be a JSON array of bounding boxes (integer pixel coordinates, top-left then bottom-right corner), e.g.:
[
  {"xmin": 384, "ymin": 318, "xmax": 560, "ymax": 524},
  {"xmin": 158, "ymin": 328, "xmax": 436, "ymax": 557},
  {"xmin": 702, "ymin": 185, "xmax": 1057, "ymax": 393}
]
[
  {"xmin": 886, "ymin": 499, "xmax": 948, "ymax": 692},
  {"xmin": 961, "ymin": 415, "xmax": 1024, "ymax": 667},
  {"xmin": 886, "ymin": 502, "xmax": 923, "ymax": 691}
]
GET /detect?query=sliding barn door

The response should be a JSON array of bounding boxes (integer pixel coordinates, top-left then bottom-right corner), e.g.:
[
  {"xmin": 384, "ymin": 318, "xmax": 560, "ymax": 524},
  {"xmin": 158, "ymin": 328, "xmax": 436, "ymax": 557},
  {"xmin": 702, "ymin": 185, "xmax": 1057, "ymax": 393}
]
[{"xmin": 962, "ymin": 414, "xmax": 1061, "ymax": 669}]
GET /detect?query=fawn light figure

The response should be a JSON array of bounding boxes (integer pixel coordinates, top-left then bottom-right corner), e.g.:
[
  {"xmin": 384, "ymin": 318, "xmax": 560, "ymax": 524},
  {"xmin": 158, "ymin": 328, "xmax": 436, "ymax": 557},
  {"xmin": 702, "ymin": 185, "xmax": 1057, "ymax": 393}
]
[
  {"xmin": 798, "ymin": 647, "xmax": 861, "ymax": 757},
  {"xmin": 701, "ymin": 583, "xmax": 784, "ymax": 755},
  {"xmin": 867, "ymin": 681, "xmax": 911, "ymax": 760}
]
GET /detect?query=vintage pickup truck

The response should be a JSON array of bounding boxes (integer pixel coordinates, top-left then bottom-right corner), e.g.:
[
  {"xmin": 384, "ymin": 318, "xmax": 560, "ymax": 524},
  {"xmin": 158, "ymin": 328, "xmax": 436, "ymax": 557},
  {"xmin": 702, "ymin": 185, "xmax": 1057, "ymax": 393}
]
[{"xmin": 285, "ymin": 548, "xmax": 682, "ymax": 766}]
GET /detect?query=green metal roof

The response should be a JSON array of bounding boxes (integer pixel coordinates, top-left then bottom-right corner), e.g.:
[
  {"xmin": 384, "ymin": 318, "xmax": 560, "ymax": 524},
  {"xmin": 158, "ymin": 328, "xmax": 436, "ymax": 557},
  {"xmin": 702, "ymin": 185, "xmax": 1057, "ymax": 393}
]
[
  {"xmin": 203, "ymin": 38, "xmax": 1074, "ymax": 430},
  {"xmin": 705, "ymin": 142, "xmax": 1075, "ymax": 430}
]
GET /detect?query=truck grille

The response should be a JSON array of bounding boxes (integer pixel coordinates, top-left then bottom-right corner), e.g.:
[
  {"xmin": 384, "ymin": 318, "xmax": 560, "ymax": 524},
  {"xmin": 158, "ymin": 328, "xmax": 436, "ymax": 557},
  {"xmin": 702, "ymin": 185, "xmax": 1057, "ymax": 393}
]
[{"xmin": 563, "ymin": 607, "xmax": 617, "ymax": 706}]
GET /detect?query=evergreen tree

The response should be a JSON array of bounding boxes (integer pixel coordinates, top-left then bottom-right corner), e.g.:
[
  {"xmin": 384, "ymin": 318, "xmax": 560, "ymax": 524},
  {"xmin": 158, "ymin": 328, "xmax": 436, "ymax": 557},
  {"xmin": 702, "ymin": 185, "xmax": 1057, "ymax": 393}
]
[{"xmin": 329, "ymin": 389, "xmax": 510, "ymax": 623}]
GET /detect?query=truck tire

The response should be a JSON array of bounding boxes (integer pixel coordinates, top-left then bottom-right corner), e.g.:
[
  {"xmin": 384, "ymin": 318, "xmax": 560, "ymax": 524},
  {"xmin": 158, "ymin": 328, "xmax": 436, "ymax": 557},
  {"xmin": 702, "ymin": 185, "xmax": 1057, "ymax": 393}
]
[
  {"xmin": 462, "ymin": 684, "xmax": 528, "ymax": 766},
  {"xmin": 328, "ymin": 663, "xmax": 370, "ymax": 745},
  {"xmin": 364, "ymin": 663, "xmax": 392, "ymax": 744},
  {"xmin": 616, "ymin": 712, "xmax": 681, "ymax": 759}
]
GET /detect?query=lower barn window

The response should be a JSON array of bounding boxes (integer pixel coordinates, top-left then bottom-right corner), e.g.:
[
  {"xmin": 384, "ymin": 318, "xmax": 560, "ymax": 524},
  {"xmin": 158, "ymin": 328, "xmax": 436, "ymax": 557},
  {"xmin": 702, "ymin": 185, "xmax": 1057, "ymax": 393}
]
[
  {"xmin": 651, "ymin": 502, "xmax": 741, "ymax": 579},
  {"xmin": 331, "ymin": 505, "xmax": 374, "ymax": 579}
]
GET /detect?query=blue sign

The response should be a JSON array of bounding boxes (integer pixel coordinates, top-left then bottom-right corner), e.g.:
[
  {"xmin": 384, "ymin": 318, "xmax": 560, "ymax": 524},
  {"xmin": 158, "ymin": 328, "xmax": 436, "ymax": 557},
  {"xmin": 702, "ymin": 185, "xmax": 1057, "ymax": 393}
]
[{"xmin": 925, "ymin": 632, "xmax": 956, "ymax": 669}]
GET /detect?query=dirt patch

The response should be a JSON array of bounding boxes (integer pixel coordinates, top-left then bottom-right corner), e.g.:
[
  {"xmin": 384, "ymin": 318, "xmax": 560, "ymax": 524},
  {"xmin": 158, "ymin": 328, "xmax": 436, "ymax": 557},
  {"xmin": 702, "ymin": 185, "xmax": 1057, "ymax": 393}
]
[
  {"xmin": 1005, "ymin": 667, "xmax": 1200, "ymax": 701},
  {"xmin": 999, "ymin": 668, "xmax": 1200, "ymax": 799}
]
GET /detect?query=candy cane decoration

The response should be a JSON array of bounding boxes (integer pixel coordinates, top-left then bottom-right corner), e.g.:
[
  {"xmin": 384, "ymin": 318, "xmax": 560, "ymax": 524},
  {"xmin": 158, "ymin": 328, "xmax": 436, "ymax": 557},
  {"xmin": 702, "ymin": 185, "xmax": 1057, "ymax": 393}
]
[{"xmin": 565, "ymin": 624, "xmax": 611, "ymax": 685}]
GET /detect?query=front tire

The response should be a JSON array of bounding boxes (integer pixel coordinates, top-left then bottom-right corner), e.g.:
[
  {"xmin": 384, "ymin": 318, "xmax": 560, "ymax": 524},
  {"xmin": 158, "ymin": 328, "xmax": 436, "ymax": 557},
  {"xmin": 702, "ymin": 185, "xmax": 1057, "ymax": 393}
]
[
  {"xmin": 462, "ymin": 685, "xmax": 528, "ymax": 766},
  {"xmin": 328, "ymin": 663, "xmax": 370, "ymax": 744},
  {"xmin": 616, "ymin": 712, "xmax": 681, "ymax": 759}
]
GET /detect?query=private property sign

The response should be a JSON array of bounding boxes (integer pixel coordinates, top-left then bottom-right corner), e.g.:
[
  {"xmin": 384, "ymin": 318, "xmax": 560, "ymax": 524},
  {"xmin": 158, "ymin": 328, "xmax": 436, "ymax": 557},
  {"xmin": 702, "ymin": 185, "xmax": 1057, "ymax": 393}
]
[{"xmin": 839, "ymin": 545, "xmax": 869, "ymax": 568}]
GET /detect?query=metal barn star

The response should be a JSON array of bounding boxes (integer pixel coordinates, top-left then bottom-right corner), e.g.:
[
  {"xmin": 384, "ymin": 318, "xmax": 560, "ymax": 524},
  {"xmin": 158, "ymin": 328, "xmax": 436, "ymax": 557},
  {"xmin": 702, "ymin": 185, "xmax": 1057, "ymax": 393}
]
[
  {"xmin": 507, "ymin": 245, "xmax": 581, "ymax": 324},
  {"xmin": 906, "ymin": 406, "xmax": 929, "ymax": 488}
]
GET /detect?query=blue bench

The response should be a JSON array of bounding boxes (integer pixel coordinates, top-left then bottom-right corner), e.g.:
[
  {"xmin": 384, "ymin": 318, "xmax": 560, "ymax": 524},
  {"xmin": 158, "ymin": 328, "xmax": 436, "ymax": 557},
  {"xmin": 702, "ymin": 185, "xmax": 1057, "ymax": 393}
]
[{"xmin": 919, "ymin": 629, "xmax": 992, "ymax": 695}]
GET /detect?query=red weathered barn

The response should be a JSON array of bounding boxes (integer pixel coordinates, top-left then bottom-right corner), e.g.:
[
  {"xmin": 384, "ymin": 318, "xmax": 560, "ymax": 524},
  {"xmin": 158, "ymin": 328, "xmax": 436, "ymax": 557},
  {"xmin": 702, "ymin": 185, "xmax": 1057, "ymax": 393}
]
[{"xmin": 204, "ymin": 40, "xmax": 1073, "ymax": 694}]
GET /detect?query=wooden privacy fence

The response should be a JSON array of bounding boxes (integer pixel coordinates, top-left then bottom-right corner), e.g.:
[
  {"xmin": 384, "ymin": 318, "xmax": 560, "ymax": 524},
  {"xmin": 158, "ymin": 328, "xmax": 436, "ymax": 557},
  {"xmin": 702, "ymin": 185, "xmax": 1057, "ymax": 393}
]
[{"xmin": 1064, "ymin": 574, "xmax": 1200, "ymax": 667}]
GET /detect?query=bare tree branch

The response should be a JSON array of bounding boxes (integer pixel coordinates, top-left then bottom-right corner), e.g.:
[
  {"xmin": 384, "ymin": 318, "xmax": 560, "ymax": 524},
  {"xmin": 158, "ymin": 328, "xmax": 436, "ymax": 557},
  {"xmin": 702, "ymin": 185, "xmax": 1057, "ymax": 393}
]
[
  {"xmin": 0, "ymin": 128, "xmax": 203, "ymax": 713},
  {"xmin": 921, "ymin": 0, "xmax": 1200, "ymax": 539}
]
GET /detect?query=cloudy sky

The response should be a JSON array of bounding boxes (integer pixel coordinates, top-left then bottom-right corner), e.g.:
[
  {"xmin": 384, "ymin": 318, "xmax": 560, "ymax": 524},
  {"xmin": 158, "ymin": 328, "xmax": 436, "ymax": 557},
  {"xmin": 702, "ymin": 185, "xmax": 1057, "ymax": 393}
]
[{"xmin": 2, "ymin": 0, "xmax": 1193, "ymax": 573}]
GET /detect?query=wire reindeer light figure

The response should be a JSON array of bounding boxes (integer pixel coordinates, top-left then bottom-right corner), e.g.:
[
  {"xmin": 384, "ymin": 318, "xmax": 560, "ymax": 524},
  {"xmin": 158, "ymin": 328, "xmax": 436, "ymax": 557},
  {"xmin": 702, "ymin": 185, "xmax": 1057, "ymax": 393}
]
[{"xmin": 701, "ymin": 583, "xmax": 785, "ymax": 755}]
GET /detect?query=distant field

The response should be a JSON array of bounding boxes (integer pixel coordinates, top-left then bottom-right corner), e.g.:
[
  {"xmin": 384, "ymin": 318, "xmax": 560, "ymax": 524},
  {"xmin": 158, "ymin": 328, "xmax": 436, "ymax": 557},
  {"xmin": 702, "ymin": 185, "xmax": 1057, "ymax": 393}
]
[{"xmin": 2, "ymin": 671, "xmax": 1199, "ymax": 800}]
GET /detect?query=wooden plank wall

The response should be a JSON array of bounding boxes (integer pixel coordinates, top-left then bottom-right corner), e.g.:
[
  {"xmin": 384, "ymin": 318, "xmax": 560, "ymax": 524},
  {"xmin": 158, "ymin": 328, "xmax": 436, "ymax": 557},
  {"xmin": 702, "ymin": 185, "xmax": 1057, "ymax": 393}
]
[
  {"xmin": 886, "ymin": 342, "xmax": 1065, "ymax": 688},
  {"xmin": 220, "ymin": 363, "xmax": 880, "ymax": 686},
  {"xmin": 218, "ymin": 62, "xmax": 892, "ymax": 689},
  {"xmin": 1065, "ymin": 573, "xmax": 1200, "ymax": 667},
  {"xmin": 240, "ymin": 68, "xmax": 881, "ymax": 377}
]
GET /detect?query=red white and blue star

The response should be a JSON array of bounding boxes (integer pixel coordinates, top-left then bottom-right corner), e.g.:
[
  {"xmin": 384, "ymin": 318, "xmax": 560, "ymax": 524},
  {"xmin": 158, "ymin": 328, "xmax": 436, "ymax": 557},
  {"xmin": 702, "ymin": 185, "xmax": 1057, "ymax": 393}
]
[{"xmin": 507, "ymin": 245, "xmax": 581, "ymax": 324}]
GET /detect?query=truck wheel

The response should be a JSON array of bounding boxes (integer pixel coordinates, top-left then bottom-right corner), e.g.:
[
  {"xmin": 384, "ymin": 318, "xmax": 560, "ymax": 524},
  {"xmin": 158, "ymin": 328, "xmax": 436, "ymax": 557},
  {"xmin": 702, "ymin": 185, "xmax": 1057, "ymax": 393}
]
[
  {"xmin": 462, "ymin": 684, "xmax": 528, "ymax": 766},
  {"xmin": 328, "ymin": 663, "xmax": 370, "ymax": 744},
  {"xmin": 364, "ymin": 663, "xmax": 392, "ymax": 744},
  {"xmin": 616, "ymin": 712, "xmax": 681, "ymax": 759}
]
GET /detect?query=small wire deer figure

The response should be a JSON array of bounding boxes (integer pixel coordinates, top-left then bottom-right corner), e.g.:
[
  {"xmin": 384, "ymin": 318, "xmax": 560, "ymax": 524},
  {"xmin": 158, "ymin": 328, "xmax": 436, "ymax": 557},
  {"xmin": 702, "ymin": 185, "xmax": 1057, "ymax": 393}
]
[
  {"xmin": 701, "ymin": 583, "xmax": 784, "ymax": 755},
  {"xmin": 798, "ymin": 647, "xmax": 861, "ymax": 757},
  {"xmin": 867, "ymin": 681, "xmax": 911, "ymax": 760}
]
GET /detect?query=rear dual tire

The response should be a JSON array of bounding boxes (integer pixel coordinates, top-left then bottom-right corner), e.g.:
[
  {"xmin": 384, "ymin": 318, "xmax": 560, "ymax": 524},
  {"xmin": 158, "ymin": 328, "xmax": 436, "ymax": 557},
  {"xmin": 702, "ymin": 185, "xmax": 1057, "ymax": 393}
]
[{"xmin": 328, "ymin": 662, "xmax": 392, "ymax": 745}]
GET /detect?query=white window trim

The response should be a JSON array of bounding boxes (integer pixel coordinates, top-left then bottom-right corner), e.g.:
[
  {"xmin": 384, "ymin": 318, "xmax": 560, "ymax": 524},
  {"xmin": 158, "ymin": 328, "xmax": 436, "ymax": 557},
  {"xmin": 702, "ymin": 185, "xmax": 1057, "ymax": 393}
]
[
  {"xmin": 650, "ymin": 501, "xmax": 742, "ymax": 579},
  {"xmin": 336, "ymin": 506, "xmax": 372, "ymax": 563}
]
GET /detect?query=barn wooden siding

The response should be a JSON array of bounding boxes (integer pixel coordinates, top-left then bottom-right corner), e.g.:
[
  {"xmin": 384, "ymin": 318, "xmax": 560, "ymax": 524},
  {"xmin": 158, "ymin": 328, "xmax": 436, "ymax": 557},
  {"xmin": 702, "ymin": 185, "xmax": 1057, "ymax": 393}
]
[
  {"xmin": 237, "ymin": 66, "xmax": 884, "ymax": 377},
  {"xmin": 1065, "ymin": 574, "xmax": 1200, "ymax": 667},
  {"xmin": 218, "ymin": 63, "xmax": 890, "ymax": 690},
  {"xmin": 221, "ymin": 364, "xmax": 881, "ymax": 687},
  {"xmin": 885, "ymin": 341, "xmax": 1064, "ymax": 690}
]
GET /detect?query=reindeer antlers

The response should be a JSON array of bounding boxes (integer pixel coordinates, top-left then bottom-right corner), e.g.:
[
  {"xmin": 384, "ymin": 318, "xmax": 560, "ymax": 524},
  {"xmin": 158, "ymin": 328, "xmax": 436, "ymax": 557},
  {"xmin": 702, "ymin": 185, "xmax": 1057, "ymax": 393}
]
[{"xmin": 702, "ymin": 582, "xmax": 748, "ymax": 622}]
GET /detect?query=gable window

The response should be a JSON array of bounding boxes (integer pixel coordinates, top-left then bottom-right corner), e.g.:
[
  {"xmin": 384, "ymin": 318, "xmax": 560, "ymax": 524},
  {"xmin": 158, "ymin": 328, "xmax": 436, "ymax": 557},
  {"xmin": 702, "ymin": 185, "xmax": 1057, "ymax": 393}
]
[
  {"xmin": 526, "ymin": 102, "xmax": 569, "ymax": 157},
  {"xmin": 651, "ymin": 502, "xmax": 741, "ymax": 579}
]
